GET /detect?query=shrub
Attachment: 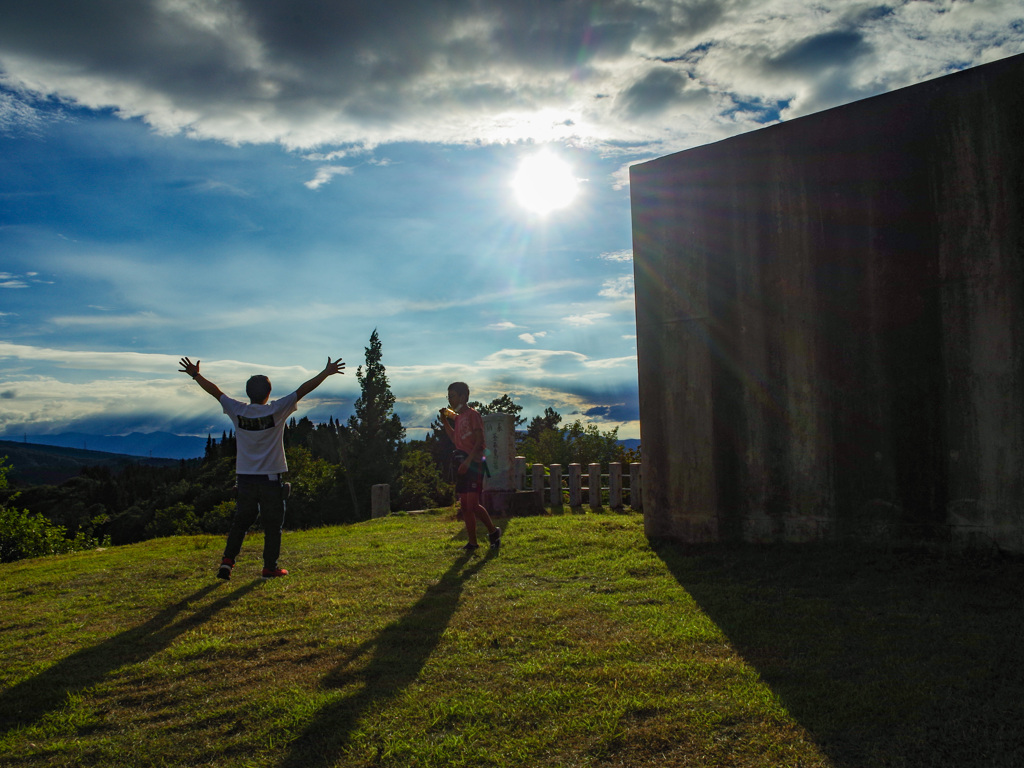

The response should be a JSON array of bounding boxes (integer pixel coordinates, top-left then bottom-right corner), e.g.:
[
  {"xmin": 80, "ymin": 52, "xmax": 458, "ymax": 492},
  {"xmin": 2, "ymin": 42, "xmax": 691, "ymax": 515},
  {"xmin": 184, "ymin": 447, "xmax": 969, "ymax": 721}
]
[
  {"xmin": 107, "ymin": 505, "xmax": 152, "ymax": 545},
  {"xmin": 519, "ymin": 420, "xmax": 622, "ymax": 467},
  {"xmin": 0, "ymin": 458, "xmax": 102, "ymax": 562},
  {"xmin": 398, "ymin": 448, "xmax": 454, "ymax": 510},
  {"xmin": 203, "ymin": 500, "xmax": 236, "ymax": 535},
  {"xmin": 146, "ymin": 502, "xmax": 202, "ymax": 538},
  {"xmin": 0, "ymin": 504, "xmax": 88, "ymax": 562}
]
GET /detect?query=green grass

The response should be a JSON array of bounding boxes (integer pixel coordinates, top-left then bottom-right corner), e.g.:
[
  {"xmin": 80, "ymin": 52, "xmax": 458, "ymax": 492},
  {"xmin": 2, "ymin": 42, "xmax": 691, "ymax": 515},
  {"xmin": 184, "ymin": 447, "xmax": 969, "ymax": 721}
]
[{"xmin": 1, "ymin": 510, "xmax": 1022, "ymax": 767}]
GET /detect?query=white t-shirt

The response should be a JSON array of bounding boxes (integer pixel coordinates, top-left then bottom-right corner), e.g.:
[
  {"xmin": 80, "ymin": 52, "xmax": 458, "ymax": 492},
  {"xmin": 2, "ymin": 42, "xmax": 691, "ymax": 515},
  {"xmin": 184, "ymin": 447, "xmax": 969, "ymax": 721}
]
[{"xmin": 220, "ymin": 392, "xmax": 299, "ymax": 475}]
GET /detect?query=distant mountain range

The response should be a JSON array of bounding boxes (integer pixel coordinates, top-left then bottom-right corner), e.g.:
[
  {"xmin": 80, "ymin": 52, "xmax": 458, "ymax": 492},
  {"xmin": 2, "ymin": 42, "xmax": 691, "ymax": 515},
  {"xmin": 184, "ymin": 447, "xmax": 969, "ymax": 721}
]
[
  {"xmin": 8, "ymin": 432, "xmax": 639, "ymax": 461},
  {"xmin": 11, "ymin": 432, "xmax": 208, "ymax": 461},
  {"xmin": 0, "ymin": 440, "xmax": 183, "ymax": 487}
]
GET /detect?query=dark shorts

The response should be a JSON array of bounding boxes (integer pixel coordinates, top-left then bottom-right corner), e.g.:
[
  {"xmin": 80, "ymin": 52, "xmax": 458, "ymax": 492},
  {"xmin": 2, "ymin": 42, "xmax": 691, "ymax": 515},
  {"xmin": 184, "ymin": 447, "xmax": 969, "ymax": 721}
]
[
  {"xmin": 452, "ymin": 450, "xmax": 488, "ymax": 494},
  {"xmin": 456, "ymin": 462, "xmax": 486, "ymax": 494}
]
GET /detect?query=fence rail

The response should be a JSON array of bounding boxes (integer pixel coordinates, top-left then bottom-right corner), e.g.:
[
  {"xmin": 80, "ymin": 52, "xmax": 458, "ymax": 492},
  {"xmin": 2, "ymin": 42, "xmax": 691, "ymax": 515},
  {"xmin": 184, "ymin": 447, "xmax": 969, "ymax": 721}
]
[
  {"xmin": 510, "ymin": 456, "xmax": 642, "ymax": 510},
  {"xmin": 376, "ymin": 458, "xmax": 643, "ymax": 517}
]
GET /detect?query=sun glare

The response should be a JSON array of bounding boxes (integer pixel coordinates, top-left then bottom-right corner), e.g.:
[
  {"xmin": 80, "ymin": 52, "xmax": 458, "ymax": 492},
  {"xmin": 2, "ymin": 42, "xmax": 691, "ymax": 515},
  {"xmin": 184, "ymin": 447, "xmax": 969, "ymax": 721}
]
[{"xmin": 512, "ymin": 151, "xmax": 579, "ymax": 215}]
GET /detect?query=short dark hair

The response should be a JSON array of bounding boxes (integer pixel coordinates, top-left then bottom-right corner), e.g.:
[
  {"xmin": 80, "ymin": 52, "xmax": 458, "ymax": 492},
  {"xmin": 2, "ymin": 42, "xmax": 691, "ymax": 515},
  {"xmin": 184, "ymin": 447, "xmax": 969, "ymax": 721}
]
[
  {"xmin": 447, "ymin": 381, "xmax": 470, "ymax": 399},
  {"xmin": 246, "ymin": 375, "xmax": 272, "ymax": 402}
]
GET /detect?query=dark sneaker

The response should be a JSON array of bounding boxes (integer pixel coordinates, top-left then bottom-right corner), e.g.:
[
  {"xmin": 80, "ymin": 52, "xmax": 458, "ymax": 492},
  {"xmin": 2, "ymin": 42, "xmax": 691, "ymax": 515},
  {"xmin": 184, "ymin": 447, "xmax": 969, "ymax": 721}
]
[
  {"xmin": 488, "ymin": 527, "xmax": 502, "ymax": 549},
  {"xmin": 261, "ymin": 567, "xmax": 289, "ymax": 579},
  {"xmin": 460, "ymin": 543, "xmax": 479, "ymax": 552},
  {"xmin": 217, "ymin": 558, "xmax": 234, "ymax": 580}
]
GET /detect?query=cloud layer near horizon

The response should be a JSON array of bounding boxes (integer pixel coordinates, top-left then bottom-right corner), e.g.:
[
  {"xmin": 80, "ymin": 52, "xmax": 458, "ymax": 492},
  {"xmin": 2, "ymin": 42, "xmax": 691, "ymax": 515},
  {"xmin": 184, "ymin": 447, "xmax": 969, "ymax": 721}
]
[
  {"xmin": 3, "ymin": 0, "xmax": 1021, "ymax": 155},
  {"xmin": 0, "ymin": 340, "xmax": 640, "ymax": 439}
]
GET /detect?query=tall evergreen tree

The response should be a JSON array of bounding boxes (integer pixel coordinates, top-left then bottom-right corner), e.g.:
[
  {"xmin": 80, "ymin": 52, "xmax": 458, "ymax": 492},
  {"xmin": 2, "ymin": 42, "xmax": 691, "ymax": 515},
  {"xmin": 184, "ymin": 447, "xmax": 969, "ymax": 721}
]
[
  {"xmin": 526, "ymin": 406, "xmax": 562, "ymax": 440},
  {"xmin": 347, "ymin": 329, "xmax": 405, "ymax": 515}
]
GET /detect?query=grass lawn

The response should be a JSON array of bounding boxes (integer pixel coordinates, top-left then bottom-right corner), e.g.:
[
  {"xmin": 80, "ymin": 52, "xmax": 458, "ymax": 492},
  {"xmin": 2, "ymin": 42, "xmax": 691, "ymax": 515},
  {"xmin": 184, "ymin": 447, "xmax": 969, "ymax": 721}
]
[{"xmin": 0, "ymin": 509, "xmax": 1021, "ymax": 767}]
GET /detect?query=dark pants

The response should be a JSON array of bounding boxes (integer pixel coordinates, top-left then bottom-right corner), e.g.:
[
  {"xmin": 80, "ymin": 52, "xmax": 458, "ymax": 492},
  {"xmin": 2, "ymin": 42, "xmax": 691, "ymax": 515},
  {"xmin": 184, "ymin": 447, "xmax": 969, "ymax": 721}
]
[{"xmin": 224, "ymin": 474, "xmax": 286, "ymax": 569}]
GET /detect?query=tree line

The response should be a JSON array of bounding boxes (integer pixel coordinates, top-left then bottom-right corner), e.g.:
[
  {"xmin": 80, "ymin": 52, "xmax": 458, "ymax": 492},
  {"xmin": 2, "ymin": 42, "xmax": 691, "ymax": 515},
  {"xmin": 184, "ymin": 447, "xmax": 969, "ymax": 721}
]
[{"xmin": 0, "ymin": 330, "xmax": 639, "ymax": 563}]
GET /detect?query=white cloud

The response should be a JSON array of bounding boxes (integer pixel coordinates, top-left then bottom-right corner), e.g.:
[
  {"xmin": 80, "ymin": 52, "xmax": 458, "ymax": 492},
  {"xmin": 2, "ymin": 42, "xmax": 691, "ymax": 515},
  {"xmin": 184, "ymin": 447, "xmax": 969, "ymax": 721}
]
[
  {"xmin": 583, "ymin": 355, "xmax": 636, "ymax": 370},
  {"xmin": 0, "ymin": 270, "xmax": 44, "ymax": 289},
  {"xmin": 0, "ymin": 341, "xmax": 358, "ymax": 435},
  {"xmin": 0, "ymin": 338, "xmax": 640, "ymax": 438},
  {"xmin": 599, "ymin": 249, "xmax": 633, "ymax": 263},
  {"xmin": 476, "ymin": 348, "xmax": 588, "ymax": 375},
  {"xmin": 0, "ymin": 372, "xmax": 221, "ymax": 432},
  {"xmin": 563, "ymin": 312, "xmax": 611, "ymax": 327},
  {"xmin": 518, "ymin": 331, "xmax": 547, "ymax": 345},
  {"xmin": 0, "ymin": 270, "xmax": 54, "ymax": 289},
  {"xmin": 599, "ymin": 275, "xmax": 634, "ymax": 301},
  {"xmin": 0, "ymin": 87, "xmax": 47, "ymax": 134},
  {"xmin": 0, "ymin": 341, "xmax": 319, "ymax": 379},
  {"xmin": 487, "ymin": 320, "xmax": 521, "ymax": 331},
  {"xmin": 304, "ymin": 164, "xmax": 355, "ymax": 190},
  {"xmin": 0, "ymin": 1, "xmax": 1018, "ymax": 154}
]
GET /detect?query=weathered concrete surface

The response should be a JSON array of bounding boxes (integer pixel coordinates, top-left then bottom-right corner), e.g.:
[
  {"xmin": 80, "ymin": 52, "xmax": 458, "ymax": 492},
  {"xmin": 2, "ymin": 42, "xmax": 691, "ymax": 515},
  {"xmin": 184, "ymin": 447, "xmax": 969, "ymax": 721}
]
[
  {"xmin": 630, "ymin": 53, "xmax": 1024, "ymax": 551},
  {"xmin": 483, "ymin": 413, "xmax": 516, "ymax": 513}
]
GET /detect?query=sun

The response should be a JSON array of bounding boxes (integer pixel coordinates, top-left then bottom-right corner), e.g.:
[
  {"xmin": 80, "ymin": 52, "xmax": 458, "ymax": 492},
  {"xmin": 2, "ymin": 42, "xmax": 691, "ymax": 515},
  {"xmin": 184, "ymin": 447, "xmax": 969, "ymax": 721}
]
[{"xmin": 511, "ymin": 151, "xmax": 579, "ymax": 215}]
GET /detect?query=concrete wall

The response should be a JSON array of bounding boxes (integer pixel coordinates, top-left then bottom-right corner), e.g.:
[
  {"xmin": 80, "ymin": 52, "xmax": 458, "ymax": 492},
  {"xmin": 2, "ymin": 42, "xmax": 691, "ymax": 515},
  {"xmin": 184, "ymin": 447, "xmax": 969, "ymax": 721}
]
[{"xmin": 630, "ymin": 53, "xmax": 1024, "ymax": 552}]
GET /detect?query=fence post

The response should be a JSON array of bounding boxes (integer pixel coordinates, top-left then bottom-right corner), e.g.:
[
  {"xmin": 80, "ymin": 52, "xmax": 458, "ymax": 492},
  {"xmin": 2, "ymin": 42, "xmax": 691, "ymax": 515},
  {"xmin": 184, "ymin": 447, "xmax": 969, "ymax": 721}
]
[
  {"xmin": 568, "ymin": 463, "xmax": 582, "ymax": 507},
  {"xmin": 588, "ymin": 463, "xmax": 602, "ymax": 509},
  {"xmin": 513, "ymin": 456, "xmax": 527, "ymax": 491},
  {"xmin": 531, "ymin": 463, "xmax": 545, "ymax": 503},
  {"xmin": 371, "ymin": 484, "xmax": 390, "ymax": 518},
  {"xmin": 608, "ymin": 463, "xmax": 622, "ymax": 509},
  {"xmin": 629, "ymin": 462, "xmax": 643, "ymax": 510},
  {"xmin": 549, "ymin": 464, "xmax": 562, "ymax": 507}
]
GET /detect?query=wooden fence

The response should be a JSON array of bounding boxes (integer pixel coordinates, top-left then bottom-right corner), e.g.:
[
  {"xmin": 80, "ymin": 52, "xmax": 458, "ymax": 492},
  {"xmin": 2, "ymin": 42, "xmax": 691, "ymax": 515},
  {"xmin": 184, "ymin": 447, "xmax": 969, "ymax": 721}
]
[
  {"xmin": 511, "ymin": 457, "xmax": 642, "ymax": 510},
  {"xmin": 373, "ymin": 458, "xmax": 644, "ymax": 518}
]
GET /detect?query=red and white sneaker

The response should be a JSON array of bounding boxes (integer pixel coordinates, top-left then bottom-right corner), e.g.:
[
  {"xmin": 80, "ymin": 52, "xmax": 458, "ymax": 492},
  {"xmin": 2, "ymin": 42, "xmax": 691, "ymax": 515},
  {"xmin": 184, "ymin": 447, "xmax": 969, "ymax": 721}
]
[
  {"xmin": 217, "ymin": 557, "xmax": 234, "ymax": 580},
  {"xmin": 261, "ymin": 567, "xmax": 289, "ymax": 579}
]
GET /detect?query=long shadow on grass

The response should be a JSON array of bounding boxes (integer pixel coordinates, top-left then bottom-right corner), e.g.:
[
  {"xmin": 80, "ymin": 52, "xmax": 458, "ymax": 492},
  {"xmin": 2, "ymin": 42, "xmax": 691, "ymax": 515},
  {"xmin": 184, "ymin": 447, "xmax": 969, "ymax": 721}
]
[
  {"xmin": 0, "ymin": 579, "xmax": 260, "ymax": 734},
  {"xmin": 656, "ymin": 542, "xmax": 1024, "ymax": 768},
  {"xmin": 278, "ymin": 548, "xmax": 498, "ymax": 768}
]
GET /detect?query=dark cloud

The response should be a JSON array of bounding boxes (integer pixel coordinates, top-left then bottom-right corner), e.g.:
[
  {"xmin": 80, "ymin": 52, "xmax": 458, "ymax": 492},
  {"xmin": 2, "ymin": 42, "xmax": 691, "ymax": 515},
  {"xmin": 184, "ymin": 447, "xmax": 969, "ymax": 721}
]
[
  {"xmin": 596, "ymin": 402, "xmax": 640, "ymax": 422},
  {"xmin": 577, "ymin": 384, "xmax": 640, "ymax": 423},
  {"xmin": 0, "ymin": 389, "xmax": 15, "ymax": 399},
  {"xmin": 767, "ymin": 30, "xmax": 871, "ymax": 74},
  {"xmin": 620, "ymin": 67, "xmax": 690, "ymax": 117},
  {"xmin": 0, "ymin": 1, "xmax": 1019, "ymax": 150}
]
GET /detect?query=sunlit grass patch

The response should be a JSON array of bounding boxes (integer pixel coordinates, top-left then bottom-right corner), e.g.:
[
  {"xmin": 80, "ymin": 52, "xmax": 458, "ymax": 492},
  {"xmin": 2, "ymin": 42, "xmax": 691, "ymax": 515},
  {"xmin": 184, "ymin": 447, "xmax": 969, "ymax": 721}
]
[{"xmin": 2, "ymin": 509, "xmax": 1021, "ymax": 767}]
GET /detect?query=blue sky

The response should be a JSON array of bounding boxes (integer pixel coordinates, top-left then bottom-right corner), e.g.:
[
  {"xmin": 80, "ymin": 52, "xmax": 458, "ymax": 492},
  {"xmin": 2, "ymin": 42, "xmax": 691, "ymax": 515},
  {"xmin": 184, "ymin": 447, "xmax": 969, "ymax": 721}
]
[{"xmin": 2, "ymin": 0, "xmax": 1022, "ymax": 443}]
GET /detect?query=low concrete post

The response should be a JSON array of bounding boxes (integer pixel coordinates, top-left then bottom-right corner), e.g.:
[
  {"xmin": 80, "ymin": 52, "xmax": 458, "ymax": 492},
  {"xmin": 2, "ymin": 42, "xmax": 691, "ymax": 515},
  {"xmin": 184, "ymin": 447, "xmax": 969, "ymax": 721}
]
[
  {"xmin": 549, "ymin": 464, "xmax": 562, "ymax": 507},
  {"xmin": 588, "ymin": 463, "xmax": 602, "ymax": 509},
  {"xmin": 371, "ymin": 484, "xmax": 390, "ymax": 518},
  {"xmin": 531, "ymin": 463, "xmax": 545, "ymax": 503},
  {"xmin": 568, "ymin": 463, "xmax": 582, "ymax": 507},
  {"xmin": 629, "ymin": 462, "xmax": 643, "ymax": 510},
  {"xmin": 609, "ymin": 463, "xmax": 622, "ymax": 509},
  {"xmin": 513, "ymin": 456, "xmax": 527, "ymax": 490}
]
